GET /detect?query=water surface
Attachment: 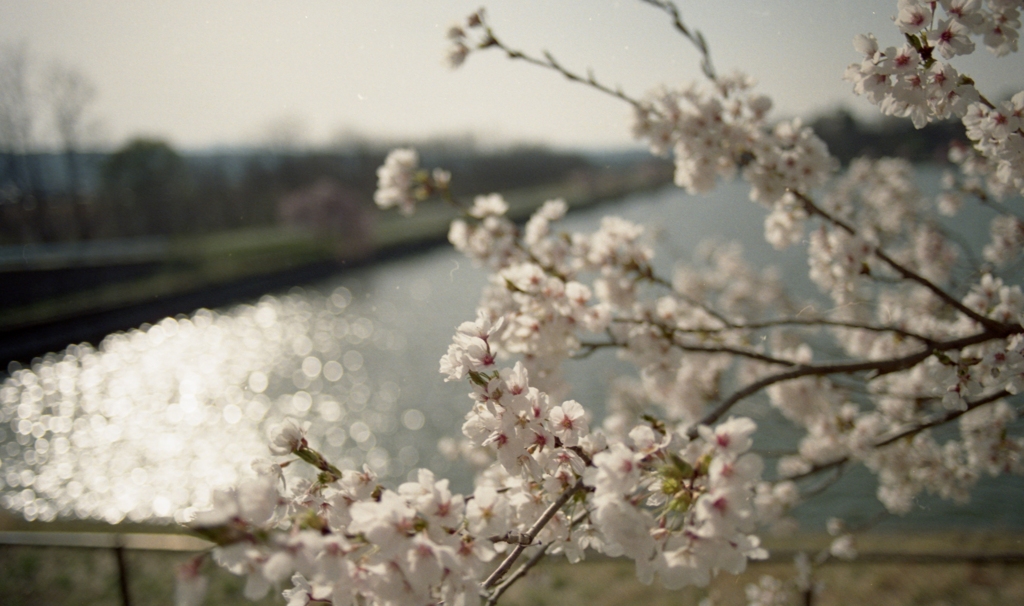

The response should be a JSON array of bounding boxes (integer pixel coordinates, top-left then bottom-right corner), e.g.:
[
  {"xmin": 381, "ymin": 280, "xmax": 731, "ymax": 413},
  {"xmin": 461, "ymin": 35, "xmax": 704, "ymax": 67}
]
[{"xmin": 2, "ymin": 172, "xmax": 1021, "ymax": 531}]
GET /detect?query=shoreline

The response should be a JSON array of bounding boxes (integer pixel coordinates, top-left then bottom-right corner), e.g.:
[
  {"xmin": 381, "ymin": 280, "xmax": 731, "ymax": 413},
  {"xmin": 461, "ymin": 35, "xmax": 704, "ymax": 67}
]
[{"xmin": 0, "ymin": 167, "xmax": 672, "ymax": 370}]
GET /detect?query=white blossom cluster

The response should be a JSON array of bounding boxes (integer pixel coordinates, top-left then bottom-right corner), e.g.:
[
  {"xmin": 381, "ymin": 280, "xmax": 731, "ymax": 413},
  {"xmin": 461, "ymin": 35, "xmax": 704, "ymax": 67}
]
[
  {"xmin": 744, "ymin": 574, "xmax": 791, "ymax": 606},
  {"xmin": 630, "ymin": 75, "xmax": 838, "ymax": 262},
  {"xmin": 630, "ymin": 75, "xmax": 772, "ymax": 193},
  {"xmin": 373, "ymin": 149, "xmax": 452, "ymax": 216},
  {"xmin": 844, "ymin": 0, "xmax": 1024, "ymax": 195},
  {"xmin": 188, "ymin": 359, "xmax": 768, "ymax": 605},
  {"xmin": 373, "ymin": 148, "xmax": 420, "ymax": 216},
  {"xmin": 194, "ymin": 1, "xmax": 1024, "ymax": 604}
]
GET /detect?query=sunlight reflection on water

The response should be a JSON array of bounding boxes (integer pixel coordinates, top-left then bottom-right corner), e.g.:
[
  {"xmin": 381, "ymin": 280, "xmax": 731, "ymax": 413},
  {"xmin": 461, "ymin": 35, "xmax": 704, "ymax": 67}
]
[
  {"xmin": 0, "ymin": 285, "xmax": 428, "ymax": 524},
  {"xmin": 2, "ymin": 176, "xmax": 1021, "ymax": 530}
]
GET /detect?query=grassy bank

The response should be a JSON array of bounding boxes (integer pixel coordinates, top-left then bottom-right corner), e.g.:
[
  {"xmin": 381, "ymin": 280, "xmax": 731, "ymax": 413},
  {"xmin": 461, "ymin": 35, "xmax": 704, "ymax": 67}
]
[
  {"xmin": 1, "ymin": 163, "xmax": 669, "ymax": 337},
  {"xmin": 500, "ymin": 532, "xmax": 1024, "ymax": 606},
  {"xmin": 1, "ymin": 530, "xmax": 1021, "ymax": 605},
  {"xmin": 0, "ymin": 226, "xmax": 338, "ymax": 332}
]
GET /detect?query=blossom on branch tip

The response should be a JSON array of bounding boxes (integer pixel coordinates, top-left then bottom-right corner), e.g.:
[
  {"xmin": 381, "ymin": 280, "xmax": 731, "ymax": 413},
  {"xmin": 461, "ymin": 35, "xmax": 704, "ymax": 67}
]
[
  {"xmin": 469, "ymin": 193, "xmax": 509, "ymax": 218},
  {"xmin": 439, "ymin": 311, "xmax": 504, "ymax": 381},
  {"xmin": 895, "ymin": 0, "xmax": 934, "ymax": 35},
  {"xmin": 374, "ymin": 148, "xmax": 420, "ymax": 215},
  {"xmin": 698, "ymin": 417, "xmax": 757, "ymax": 459},
  {"xmin": 267, "ymin": 418, "xmax": 309, "ymax": 455},
  {"xmin": 549, "ymin": 399, "xmax": 588, "ymax": 446}
]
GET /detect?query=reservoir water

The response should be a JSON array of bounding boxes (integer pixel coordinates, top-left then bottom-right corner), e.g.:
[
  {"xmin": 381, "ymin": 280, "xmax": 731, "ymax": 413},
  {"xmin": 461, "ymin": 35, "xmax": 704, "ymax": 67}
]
[{"xmin": 2, "ymin": 171, "xmax": 1021, "ymax": 532}]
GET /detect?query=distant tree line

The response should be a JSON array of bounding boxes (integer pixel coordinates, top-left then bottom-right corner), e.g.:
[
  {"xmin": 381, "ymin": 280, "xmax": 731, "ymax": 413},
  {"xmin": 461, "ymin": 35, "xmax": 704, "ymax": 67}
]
[
  {"xmin": 0, "ymin": 42, "xmax": 102, "ymax": 244},
  {"xmin": 1, "ymin": 112, "xmax": 969, "ymax": 246},
  {"xmin": 0, "ymin": 42, "xmax": 593, "ymax": 246},
  {"xmin": 809, "ymin": 107, "xmax": 967, "ymax": 165},
  {"xmin": 0, "ymin": 137, "xmax": 592, "ymax": 245}
]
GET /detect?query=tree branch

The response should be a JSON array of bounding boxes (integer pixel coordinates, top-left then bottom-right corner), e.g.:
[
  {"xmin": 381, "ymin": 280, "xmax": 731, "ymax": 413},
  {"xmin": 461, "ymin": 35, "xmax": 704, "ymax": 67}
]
[
  {"xmin": 784, "ymin": 389, "xmax": 1012, "ymax": 482},
  {"xmin": 735, "ymin": 317, "xmax": 933, "ymax": 343},
  {"xmin": 485, "ymin": 542, "xmax": 552, "ymax": 606},
  {"xmin": 800, "ymin": 462, "xmax": 847, "ymax": 499},
  {"xmin": 673, "ymin": 341, "xmax": 798, "ymax": 366},
  {"xmin": 574, "ymin": 335, "xmax": 799, "ymax": 367},
  {"xmin": 793, "ymin": 189, "xmax": 1012, "ymax": 333},
  {"xmin": 612, "ymin": 314, "xmax": 933, "ymax": 343},
  {"xmin": 479, "ymin": 26, "xmax": 646, "ymax": 112},
  {"xmin": 636, "ymin": 0, "xmax": 717, "ymax": 80},
  {"xmin": 960, "ymin": 183, "xmax": 1024, "ymax": 223},
  {"xmin": 481, "ymin": 478, "xmax": 584, "ymax": 590},
  {"xmin": 689, "ymin": 329, "xmax": 1017, "ymax": 438}
]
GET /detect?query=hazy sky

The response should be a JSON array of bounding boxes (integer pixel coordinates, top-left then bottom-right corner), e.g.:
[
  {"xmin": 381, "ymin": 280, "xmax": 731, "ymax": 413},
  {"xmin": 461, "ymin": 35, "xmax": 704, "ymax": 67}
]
[{"xmin": 3, "ymin": 0, "xmax": 1024, "ymax": 150}]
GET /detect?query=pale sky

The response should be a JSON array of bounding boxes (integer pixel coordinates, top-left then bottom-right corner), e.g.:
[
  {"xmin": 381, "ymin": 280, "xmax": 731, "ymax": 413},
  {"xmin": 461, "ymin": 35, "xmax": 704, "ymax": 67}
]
[{"xmin": 3, "ymin": 0, "xmax": 1024, "ymax": 151}]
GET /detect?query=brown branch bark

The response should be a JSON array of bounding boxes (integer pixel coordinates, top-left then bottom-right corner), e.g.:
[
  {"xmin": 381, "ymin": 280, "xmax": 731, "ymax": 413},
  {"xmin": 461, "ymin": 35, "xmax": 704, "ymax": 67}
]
[
  {"xmin": 689, "ymin": 329, "xmax": 1016, "ymax": 438},
  {"xmin": 793, "ymin": 189, "xmax": 1012, "ymax": 333},
  {"xmin": 637, "ymin": 0, "xmax": 716, "ymax": 79},
  {"xmin": 784, "ymin": 389, "xmax": 1012, "ymax": 482},
  {"xmin": 481, "ymin": 478, "xmax": 584, "ymax": 590},
  {"xmin": 479, "ymin": 26, "xmax": 646, "ymax": 112},
  {"xmin": 612, "ymin": 315, "xmax": 933, "ymax": 344},
  {"xmin": 575, "ymin": 336, "xmax": 799, "ymax": 367},
  {"xmin": 485, "ymin": 542, "xmax": 552, "ymax": 606}
]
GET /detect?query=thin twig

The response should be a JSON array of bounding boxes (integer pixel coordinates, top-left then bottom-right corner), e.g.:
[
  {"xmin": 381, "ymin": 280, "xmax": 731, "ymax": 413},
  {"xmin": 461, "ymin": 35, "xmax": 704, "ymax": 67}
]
[
  {"xmin": 480, "ymin": 25, "xmax": 646, "ymax": 111},
  {"xmin": 674, "ymin": 341, "xmax": 799, "ymax": 366},
  {"xmin": 689, "ymin": 329, "xmax": 1019, "ymax": 438},
  {"xmin": 961, "ymin": 183, "xmax": 1024, "ymax": 223},
  {"xmin": 875, "ymin": 389, "xmax": 1011, "ymax": 447},
  {"xmin": 481, "ymin": 479, "xmax": 585, "ymax": 590},
  {"xmin": 800, "ymin": 462, "xmax": 846, "ymax": 499},
  {"xmin": 793, "ymin": 189, "xmax": 1012, "ymax": 333},
  {"xmin": 637, "ymin": 0, "xmax": 717, "ymax": 79},
  {"xmin": 611, "ymin": 315, "xmax": 933, "ymax": 343},
  {"xmin": 784, "ymin": 389, "xmax": 1012, "ymax": 481},
  {"xmin": 486, "ymin": 510, "xmax": 594, "ymax": 604},
  {"xmin": 633, "ymin": 263, "xmax": 738, "ymax": 327},
  {"xmin": 574, "ymin": 335, "xmax": 799, "ymax": 367},
  {"xmin": 742, "ymin": 318, "xmax": 933, "ymax": 343},
  {"xmin": 486, "ymin": 543, "xmax": 553, "ymax": 606}
]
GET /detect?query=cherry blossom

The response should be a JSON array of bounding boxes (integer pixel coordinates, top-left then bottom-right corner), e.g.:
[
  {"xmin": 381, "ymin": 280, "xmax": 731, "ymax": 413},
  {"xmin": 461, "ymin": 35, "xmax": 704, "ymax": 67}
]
[
  {"xmin": 189, "ymin": 2, "xmax": 1024, "ymax": 604},
  {"xmin": 373, "ymin": 148, "xmax": 420, "ymax": 215}
]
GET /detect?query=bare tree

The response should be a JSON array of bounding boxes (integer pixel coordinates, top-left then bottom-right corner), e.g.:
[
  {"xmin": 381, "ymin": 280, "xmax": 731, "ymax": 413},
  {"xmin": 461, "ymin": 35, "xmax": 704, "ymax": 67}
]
[
  {"xmin": 0, "ymin": 42, "xmax": 50, "ymax": 241},
  {"xmin": 0, "ymin": 43, "xmax": 34, "ymax": 157},
  {"xmin": 0, "ymin": 44, "xmax": 103, "ymax": 242},
  {"xmin": 44, "ymin": 61, "xmax": 99, "ymax": 238},
  {"xmin": 261, "ymin": 114, "xmax": 309, "ymax": 153}
]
